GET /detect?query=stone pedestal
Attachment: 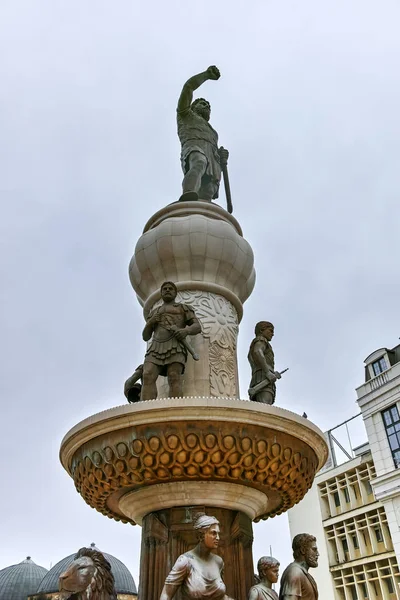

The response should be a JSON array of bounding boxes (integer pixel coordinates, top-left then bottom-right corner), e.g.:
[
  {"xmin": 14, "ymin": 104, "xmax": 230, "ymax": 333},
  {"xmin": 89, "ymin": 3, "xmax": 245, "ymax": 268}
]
[
  {"xmin": 60, "ymin": 398, "xmax": 328, "ymax": 600},
  {"xmin": 60, "ymin": 202, "xmax": 328, "ymax": 600},
  {"xmin": 129, "ymin": 202, "xmax": 255, "ymax": 398}
]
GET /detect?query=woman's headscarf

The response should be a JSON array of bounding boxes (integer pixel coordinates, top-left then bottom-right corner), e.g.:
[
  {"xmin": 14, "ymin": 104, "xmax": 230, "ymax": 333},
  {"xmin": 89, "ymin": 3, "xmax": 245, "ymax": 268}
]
[{"xmin": 193, "ymin": 512, "xmax": 220, "ymax": 530}]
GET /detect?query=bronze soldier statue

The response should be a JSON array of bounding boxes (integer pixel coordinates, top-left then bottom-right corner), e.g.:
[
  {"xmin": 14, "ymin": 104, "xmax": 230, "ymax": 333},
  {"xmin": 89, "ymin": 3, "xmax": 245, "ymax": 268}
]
[
  {"xmin": 279, "ymin": 534, "xmax": 319, "ymax": 600},
  {"xmin": 249, "ymin": 556, "xmax": 280, "ymax": 600},
  {"xmin": 141, "ymin": 281, "xmax": 201, "ymax": 400},
  {"xmin": 177, "ymin": 66, "xmax": 229, "ymax": 203},
  {"xmin": 248, "ymin": 322, "xmax": 284, "ymax": 405}
]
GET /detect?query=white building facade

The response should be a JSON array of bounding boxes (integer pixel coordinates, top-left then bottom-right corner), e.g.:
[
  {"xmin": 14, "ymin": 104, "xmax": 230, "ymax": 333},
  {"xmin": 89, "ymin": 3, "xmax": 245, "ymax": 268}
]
[
  {"xmin": 288, "ymin": 342, "xmax": 400, "ymax": 600},
  {"xmin": 357, "ymin": 344, "xmax": 400, "ymax": 585}
]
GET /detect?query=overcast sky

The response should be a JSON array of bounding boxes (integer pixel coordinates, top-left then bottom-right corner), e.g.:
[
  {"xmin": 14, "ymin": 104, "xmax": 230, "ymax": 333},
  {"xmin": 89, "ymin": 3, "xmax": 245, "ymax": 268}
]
[{"xmin": 1, "ymin": 0, "xmax": 400, "ymax": 589}]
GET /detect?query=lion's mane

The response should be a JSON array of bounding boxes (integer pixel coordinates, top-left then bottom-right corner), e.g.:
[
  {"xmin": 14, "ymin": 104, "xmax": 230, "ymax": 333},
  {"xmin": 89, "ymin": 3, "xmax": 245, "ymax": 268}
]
[{"xmin": 64, "ymin": 547, "xmax": 117, "ymax": 600}]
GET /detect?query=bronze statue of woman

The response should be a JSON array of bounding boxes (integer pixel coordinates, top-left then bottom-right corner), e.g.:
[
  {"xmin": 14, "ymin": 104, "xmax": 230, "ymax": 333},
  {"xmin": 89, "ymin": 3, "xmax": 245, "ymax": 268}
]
[{"xmin": 160, "ymin": 512, "xmax": 234, "ymax": 600}]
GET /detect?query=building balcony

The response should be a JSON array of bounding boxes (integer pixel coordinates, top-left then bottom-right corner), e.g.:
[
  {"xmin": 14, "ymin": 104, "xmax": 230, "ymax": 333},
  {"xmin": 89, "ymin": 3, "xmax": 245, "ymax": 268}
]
[{"xmin": 356, "ymin": 361, "xmax": 400, "ymax": 411}]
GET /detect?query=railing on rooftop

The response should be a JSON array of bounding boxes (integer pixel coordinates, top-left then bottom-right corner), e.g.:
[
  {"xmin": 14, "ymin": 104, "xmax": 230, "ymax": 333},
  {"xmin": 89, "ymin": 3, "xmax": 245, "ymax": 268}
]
[{"xmin": 370, "ymin": 371, "xmax": 390, "ymax": 391}]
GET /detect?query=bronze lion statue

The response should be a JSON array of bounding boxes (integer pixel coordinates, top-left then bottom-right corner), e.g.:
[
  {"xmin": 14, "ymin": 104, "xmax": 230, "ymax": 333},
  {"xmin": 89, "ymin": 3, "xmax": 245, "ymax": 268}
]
[{"xmin": 59, "ymin": 547, "xmax": 117, "ymax": 600}]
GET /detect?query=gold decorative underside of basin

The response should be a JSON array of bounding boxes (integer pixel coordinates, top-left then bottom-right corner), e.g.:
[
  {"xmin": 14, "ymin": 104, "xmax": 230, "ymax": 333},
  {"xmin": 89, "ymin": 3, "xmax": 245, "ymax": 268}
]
[{"xmin": 60, "ymin": 398, "xmax": 328, "ymax": 525}]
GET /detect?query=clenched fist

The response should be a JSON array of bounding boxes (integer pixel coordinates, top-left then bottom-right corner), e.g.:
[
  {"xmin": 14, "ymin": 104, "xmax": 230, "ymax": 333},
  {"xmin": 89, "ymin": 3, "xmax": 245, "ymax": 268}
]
[{"xmin": 206, "ymin": 65, "xmax": 220, "ymax": 80}]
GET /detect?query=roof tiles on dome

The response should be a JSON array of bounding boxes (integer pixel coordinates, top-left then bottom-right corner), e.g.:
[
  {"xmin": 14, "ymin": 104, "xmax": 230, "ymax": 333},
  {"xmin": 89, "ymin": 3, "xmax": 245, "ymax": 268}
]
[{"xmin": 0, "ymin": 557, "xmax": 48, "ymax": 600}]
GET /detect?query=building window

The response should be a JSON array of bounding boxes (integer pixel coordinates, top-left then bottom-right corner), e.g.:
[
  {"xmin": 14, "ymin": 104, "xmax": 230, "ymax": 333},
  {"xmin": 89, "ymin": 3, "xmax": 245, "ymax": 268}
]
[
  {"xmin": 333, "ymin": 491, "xmax": 340, "ymax": 507},
  {"xmin": 344, "ymin": 487, "xmax": 350, "ymax": 503},
  {"xmin": 382, "ymin": 405, "xmax": 400, "ymax": 467},
  {"xmin": 374, "ymin": 526, "xmax": 383, "ymax": 543},
  {"xmin": 361, "ymin": 582, "xmax": 368, "ymax": 598},
  {"xmin": 386, "ymin": 577, "xmax": 394, "ymax": 594},
  {"xmin": 366, "ymin": 480, "xmax": 373, "ymax": 495},
  {"xmin": 350, "ymin": 586, "xmax": 357, "ymax": 600},
  {"xmin": 352, "ymin": 534, "xmax": 359, "ymax": 549},
  {"xmin": 372, "ymin": 356, "xmax": 388, "ymax": 376}
]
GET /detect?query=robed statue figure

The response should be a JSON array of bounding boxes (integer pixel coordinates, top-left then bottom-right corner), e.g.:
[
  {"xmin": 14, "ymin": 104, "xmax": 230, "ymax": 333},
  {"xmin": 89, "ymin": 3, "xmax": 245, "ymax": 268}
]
[
  {"xmin": 279, "ymin": 534, "xmax": 319, "ymax": 600},
  {"xmin": 249, "ymin": 556, "xmax": 280, "ymax": 600},
  {"xmin": 160, "ymin": 513, "xmax": 234, "ymax": 600}
]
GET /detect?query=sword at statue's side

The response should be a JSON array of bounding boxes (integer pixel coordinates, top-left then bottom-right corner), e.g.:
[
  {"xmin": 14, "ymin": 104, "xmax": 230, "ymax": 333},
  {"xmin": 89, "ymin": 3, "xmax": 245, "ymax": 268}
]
[
  {"xmin": 219, "ymin": 146, "xmax": 233, "ymax": 214},
  {"xmin": 160, "ymin": 322, "xmax": 200, "ymax": 361},
  {"xmin": 248, "ymin": 368, "xmax": 289, "ymax": 399}
]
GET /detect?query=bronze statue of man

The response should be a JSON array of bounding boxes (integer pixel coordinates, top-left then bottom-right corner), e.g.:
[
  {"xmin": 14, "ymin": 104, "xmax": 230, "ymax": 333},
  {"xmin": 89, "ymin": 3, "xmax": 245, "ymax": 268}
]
[
  {"xmin": 249, "ymin": 556, "xmax": 280, "ymax": 600},
  {"xmin": 279, "ymin": 534, "xmax": 319, "ymax": 600},
  {"xmin": 177, "ymin": 66, "xmax": 229, "ymax": 203},
  {"xmin": 141, "ymin": 281, "xmax": 201, "ymax": 400},
  {"xmin": 248, "ymin": 322, "xmax": 282, "ymax": 405}
]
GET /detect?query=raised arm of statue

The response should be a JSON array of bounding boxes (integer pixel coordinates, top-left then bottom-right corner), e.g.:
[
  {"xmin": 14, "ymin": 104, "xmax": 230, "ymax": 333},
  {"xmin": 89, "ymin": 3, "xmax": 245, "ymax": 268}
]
[{"xmin": 177, "ymin": 66, "xmax": 221, "ymax": 113}]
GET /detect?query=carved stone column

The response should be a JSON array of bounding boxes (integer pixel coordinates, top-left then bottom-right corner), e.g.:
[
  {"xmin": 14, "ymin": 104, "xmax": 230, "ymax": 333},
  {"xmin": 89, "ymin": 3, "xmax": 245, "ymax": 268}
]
[
  {"xmin": 129, "ymin": 201, "xmax": 255, "ymax": 398},
  {"xmin": 139, "ymin": 513, "xmax": 168, "ymax": 600}
]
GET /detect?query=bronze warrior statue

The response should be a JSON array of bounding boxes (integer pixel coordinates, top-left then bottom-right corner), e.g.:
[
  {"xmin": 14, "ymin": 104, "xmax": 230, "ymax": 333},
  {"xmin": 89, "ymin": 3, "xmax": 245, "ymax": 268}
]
[
  {"xmin": 249, "ymin": 556, "xmax": 280, "ymax": 600},
  {"xmin": 177, "ymin": 66, "xmax": 229, "ymax": 203},
  {"xmin": 140, "ymin": 281, "xmax": 201, "ymax": 400},
  {"xmin": 160, "ymin": 512, "xmax": 234, "ymax": 600},
  {"xmin": 279, "ymin": 534, "xmax": 319, "ymax": 600},
  {"xmin": 58, "ymin": 547, "xmax": 117, "ymax": 600},
  {"xmin": 248, "ymin": 322, "xmax": 285, "ymax": 405}
]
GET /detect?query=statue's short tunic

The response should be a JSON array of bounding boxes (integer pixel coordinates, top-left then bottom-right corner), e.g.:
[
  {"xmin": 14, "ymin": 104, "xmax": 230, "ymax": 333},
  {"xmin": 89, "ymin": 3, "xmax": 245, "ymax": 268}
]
[
  {"xmin": 249, "ymin": 584, "xmax": 278, "ymax": 600},
  {"xmin": 165, "ymin": 552, "xmax": 226, "ymax": 600},
  {"xmin": 279, "ymin": 563, "xmax": 318, "ymax": 600},
  {"xmin": 144, "ymin": 303, "xmax": 196, "ymax": 375},
  {"xmin": 177, "ymin": 107, "xmax": 221, "ymax": 198},
  {"xmin": 248, "ymin": 336, "xmax": 276, "ymax": 399}
]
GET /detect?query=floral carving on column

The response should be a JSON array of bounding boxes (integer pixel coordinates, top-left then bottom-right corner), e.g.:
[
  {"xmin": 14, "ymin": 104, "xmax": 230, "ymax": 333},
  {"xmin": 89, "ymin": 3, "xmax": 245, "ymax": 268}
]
[{"xmin": 178, "ymin": 291, "xmax": 239, "ymax": 397}]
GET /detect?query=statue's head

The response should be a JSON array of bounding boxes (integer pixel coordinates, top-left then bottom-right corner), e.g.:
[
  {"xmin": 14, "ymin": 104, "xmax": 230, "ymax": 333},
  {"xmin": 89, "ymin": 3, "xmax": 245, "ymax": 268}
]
[
  {"xmin": 193, "ymin": 512, "xmax": 220, "ymax": 550},
  {"xmin": 292, "ymin": 533, "xmax": 319, "ymax": 568},
  {"xmin": 59, "ymin": 547, "xmax": 117, "ymax": 599},
  {"xmin": 255, "ymin": 321, "xmax": 274, "ymax": 341},
  {"xmin": 257, "ymin": 556, "xmax": 280, "ymax": 584},
  {"xmin": 192, "ymin": 97, "xmax": 211, "ymax": 121},
  {"xmin": 161, "ymin": 281, "xmax": 178, "ymax": 302}
]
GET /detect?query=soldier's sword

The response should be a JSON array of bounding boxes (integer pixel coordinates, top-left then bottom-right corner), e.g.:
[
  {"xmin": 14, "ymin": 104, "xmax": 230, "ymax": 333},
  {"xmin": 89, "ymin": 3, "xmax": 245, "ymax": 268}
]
[
  {"xmin": 219, "ymin": 146, "xmax": 233, "ymax": 214},
  {"xmin": 248, "ymin": 368, "xmax": 289, "ymax": 398},
  {"xmin": 160, "ymin": 323, "xmax": 200, "ymax": 361}
]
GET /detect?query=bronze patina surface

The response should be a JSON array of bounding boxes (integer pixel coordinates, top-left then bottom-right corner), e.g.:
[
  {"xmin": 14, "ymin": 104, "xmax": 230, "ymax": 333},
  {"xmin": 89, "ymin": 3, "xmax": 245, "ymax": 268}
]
[
  {"xmin": 279, "ymin": 534, "xmax": 319, "ymax": 600},
  {"xmin": 177, "ymin": 66, "xmax": 229, "ymax": 204},
  {"xmin": 60, "ymin": 400, "xmax": 325, "ymax": 526},
  {"xmin": 58, "ymin": 547, "xmax": 117, "ymax": 600},
  {"xmin": 249, "ymin": 556, "xmax": 280, "ymax": 600}
]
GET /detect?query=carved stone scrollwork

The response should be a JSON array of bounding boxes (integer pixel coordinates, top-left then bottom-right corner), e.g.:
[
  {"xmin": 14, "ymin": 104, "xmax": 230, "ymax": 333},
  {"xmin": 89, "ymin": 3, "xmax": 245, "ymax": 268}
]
[
  {"xmin": 71, "ymin": 420, "xmax": 318, "ymax": 525},
  {"xmin": 178, "ymin": 291, "xmax": 238, "ymax": 348}
]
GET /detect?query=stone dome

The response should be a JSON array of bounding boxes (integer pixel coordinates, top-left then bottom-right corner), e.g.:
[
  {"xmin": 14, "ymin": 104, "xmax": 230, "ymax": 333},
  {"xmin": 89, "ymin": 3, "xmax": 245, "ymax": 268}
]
[
  {"xmin": 36, "ymin": 544, "xmax": 137, "ymax": 596},
  {"xmin": 0, "ymin": 557, "xmax": 48, "ymax": 600},
  {"xmin": 129, "ymin": 201, "xmax": 256, "ymax": 320}
]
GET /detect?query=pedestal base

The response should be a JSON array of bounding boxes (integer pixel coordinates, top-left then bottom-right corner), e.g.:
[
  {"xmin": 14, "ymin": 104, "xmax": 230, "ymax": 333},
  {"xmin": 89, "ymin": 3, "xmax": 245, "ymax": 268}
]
[{"xmin": 139, "ymin": 506, "xmax": 254, "ymax": 600}]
